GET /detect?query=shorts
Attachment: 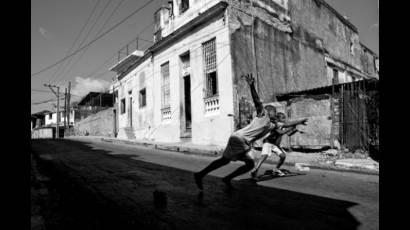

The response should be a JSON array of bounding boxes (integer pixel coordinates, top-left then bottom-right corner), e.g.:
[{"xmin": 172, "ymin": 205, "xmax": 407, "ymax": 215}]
[
  {"xmin": 222, "ymin": 134, "xmax": 253, "ymax": 161},
  {"xmin": 261, "ymin": 142, "xmax": 286, "ymax": 157}
]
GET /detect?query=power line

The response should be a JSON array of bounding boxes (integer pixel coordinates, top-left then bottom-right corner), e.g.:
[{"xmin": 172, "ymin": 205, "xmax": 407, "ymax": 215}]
[
  {"xmin": 31, "ymin": 0, "xmax": 156, "ymax": 78},
  {"xmin": 32, "ymin": 97, "xmax": 66, "ymax": 105},
  {"xmin": 51, "ymin": 0, "xmax": 113, "ymax": 85},
  {"xmin": 84, "ymin": 20, "xmax": 155, "ymax": 79},
  {"xmin": 55, "ymin": 0, "xmax": 136, "ymax": 85},
  {"xmin": 47, "ymin": 0, "xmax": 103, "ymax": 83},
  {"xmin": 31, "ymin": 88, "xmax": 81, "ymax": 97}
]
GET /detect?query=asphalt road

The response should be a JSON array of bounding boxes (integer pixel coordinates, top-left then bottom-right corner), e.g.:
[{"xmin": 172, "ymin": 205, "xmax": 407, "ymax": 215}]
[{"xmin": 31, "ymin": 138, "xmax": 379, "ymax": 230}]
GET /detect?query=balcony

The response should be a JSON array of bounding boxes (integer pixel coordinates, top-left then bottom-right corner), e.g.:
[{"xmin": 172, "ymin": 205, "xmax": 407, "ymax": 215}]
[
  {"xmin": 116, "ymin": 37, "xmax": 144, "ymax": 62},
  {"xmin": 204, "ymin": 95, "xmax": 219, "ymax": 115},
  {"xmin": 161, "ymin": 106, "xmax": 171, "ymax": 121}
]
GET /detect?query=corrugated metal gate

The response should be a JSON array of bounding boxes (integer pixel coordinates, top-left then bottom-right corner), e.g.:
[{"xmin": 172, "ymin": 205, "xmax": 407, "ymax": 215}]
[{"xmin": 339, "ymin": 79, "xmax": 378, "ymax": 151}]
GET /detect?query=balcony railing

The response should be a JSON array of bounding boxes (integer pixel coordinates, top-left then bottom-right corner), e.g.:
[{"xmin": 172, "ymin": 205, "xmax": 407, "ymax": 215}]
[
  {"xmin": 117, "ymin": 37, "xmax": 141, "ymax": 62},
  {"xmin": 161, "ymin": 106, "xmax": 171, "ymax": 120},
  {"xmin": 117, "ymin": 36, "xmax": 154, "ymax": 62},
  {"xmin": 204, "ymin": 95, "xmax": 219, "ymax": 114}
]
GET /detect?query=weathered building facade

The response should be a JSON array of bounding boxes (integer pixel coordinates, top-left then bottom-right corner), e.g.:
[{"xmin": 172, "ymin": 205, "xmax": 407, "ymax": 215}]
[{"xmin": 109, "ymin": 0, "xmax": 378, "ymax": 150}]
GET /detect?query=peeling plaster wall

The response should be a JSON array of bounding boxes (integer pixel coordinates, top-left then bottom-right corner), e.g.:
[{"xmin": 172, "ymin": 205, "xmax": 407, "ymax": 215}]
[
  {"xmin": 288, "ymin": 0, "xmax": 362, "ymax": 70},
  {"xmin": 227, "ymin": 0, "xmax": 377, "ymax": 131},
  {"xmin": 228, "ymin": 1, "xmax": 327, "ymax": 127},
  {"xmin": 360, "ymin": 47, "xmax": 378, "ymax": 78},
  {"xmin": 281, "ymin": 96, "xmax": 332, "ymax": 148}
]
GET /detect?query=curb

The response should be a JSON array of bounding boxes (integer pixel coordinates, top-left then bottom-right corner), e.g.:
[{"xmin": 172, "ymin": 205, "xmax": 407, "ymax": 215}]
[{"xmin": 98, "ymin": 137, "xmax": 379, "ymax": 176}]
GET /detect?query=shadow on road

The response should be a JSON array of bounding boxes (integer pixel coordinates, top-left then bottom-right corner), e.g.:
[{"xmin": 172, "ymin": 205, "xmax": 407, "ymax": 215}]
[{"xmin": 31, "ymin": 139, "xmax": 360, "ymax": 230}]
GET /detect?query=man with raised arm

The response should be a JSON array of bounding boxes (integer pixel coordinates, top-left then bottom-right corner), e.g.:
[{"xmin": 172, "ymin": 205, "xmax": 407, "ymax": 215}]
[{"xmin": 193, "ymin": 73, "xmax": 277, "ymax": 191}]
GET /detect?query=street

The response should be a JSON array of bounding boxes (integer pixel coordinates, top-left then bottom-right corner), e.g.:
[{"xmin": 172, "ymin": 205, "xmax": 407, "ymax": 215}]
[{"xmin": 31, "ymin": 138, "xmax": 379, "ymax": 230}]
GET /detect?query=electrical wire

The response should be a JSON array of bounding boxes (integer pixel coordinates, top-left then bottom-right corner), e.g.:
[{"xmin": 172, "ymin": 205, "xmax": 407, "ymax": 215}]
[
  {"xmin": 47, "ymin": 0, "xmax": 103, "ymax": 83},
  {"xmin": 51, "ymin": 0, "xmax": 114, "ymax": 85},
  {"xmin": 31, "ymin": 0, "xmax": 156, "ymax": 77}
]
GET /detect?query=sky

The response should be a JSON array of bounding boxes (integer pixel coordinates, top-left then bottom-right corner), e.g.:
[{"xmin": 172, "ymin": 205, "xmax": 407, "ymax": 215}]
[{"xmin": 31, "ymin": 0, "xmax": 378, "ymax": 114}]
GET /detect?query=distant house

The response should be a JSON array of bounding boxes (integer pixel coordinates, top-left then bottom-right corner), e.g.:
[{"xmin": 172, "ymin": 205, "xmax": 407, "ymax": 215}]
[
  {"xmin": 77, "ymin": 92, "xmax": 114, "ymax": 120},
  {"xmin": 44, "ymin": 108, "xmax": 78, "ymax": 127},
  {"xmin": 31, "ymin": 110, "xmax": 51, "ymax": 130}
]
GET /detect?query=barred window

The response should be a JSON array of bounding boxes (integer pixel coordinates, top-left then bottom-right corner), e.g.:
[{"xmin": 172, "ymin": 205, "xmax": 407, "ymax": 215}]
[
  {"xmin": 161, "ymin": 62, "xmax": 170, "ymax": 109},
  {"xmin": 202, "ymin": 38, "xmax": 218, "ymax": 98}
]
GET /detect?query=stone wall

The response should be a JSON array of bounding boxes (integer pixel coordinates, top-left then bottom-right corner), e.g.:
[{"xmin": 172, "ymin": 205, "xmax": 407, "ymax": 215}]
[{"xmin": 74, "ymin": 108, "xmax": 114, "ymax": 137}]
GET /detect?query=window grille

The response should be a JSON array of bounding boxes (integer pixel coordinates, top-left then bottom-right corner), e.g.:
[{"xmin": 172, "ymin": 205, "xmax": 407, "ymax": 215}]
[
  {"xmin": 202, "ymin": 38, "xmax": 218, "ymax": 98},
  {"xmin": 161, "ymin": 62, "xmax": 170, "ymax": 109}
]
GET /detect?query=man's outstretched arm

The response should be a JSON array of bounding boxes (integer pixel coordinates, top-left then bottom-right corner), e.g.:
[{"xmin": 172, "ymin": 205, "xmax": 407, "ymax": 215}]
[
  {"xmin": 243, "ymin": 73, "xmax": 263, "ymax": 115},
  {"xmin": 276, "ymin": 126, "xmax": 297, "ymax": 135},
  {"xmin": 282, "ymin": 118, "xmax": 308, "ymax": 128}
]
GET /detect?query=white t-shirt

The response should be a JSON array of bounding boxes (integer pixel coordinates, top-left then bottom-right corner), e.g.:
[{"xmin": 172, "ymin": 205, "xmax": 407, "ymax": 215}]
[{"xmin": 234, "ymin": 110, "xmax": 274, "ymax": 143}]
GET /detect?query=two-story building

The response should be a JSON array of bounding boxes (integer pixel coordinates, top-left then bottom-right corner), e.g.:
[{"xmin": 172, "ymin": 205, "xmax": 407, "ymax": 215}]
[{"xmin": 109, "ymin": 0, "xmax": 378, "ymax": 151}]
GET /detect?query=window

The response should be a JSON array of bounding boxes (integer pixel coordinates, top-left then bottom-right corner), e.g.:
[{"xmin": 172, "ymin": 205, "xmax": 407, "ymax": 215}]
[
  {"xmin": 49, "ymin": 114, "xmax": 52, "ymax": 119},
  {"xmin": 332, "ymin": 68, "xmax": 339, "ymax": 85},
  {"xmin": 139, "ymin": 89, "xmax": 146, "ymax": 108},
  {"xmin": 139, "ymin": 72, "xmax": 147, "ymax": 108},
  {"xmin": 114, "ymin": 90, "xmax": 118, "ymax": 104},
  {"xmin": 180, "ymin": 0, "xmax": 189, "ymax": 14},
  {"xmin": 161, "ymin": 62, "xmax": 170, "ymax": 109},
  {"xmin": 120, "ymin": 98, "xmax": 126, "ymax": 114},
  {"xmin": 180, "ymin": 52, "xmax": 190, "ymax": 72},
  {"xmin": 202, "ymin": 38, "xmax": 218, "ymax": 98}
]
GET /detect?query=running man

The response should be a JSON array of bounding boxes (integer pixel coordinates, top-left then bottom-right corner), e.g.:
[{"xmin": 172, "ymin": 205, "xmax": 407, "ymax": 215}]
[{"xmin": 193, "ymin": 73, "xmax": 276, "ymax": 190}]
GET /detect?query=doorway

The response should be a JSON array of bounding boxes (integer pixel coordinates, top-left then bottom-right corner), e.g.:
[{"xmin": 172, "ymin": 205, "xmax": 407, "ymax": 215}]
[
  {"xmin": 184, "ymin": 75, "xmax": 192, "ymax": 133},
  {"xmin": 180, "ymin": 52, "xmax": 191, "ymax": 138},
  {"xmin": 113, "ymin": 109, "xmax": 118, "ymax": 137},
  {"xmin": 128, "ymin": 96, "xmax": 133, "ymax": 127}
]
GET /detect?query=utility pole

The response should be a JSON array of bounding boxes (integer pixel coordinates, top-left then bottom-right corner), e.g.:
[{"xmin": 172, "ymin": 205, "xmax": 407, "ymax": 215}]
[
  {"xmin": 64, "ymin": 88, "xmax": 67, "ymax": 132},
  {"xmin": 44, "ymin": 84, "xmax": 60, "ymax": 138},
  {"xmin": 67, "ymin": 81, "xmax": 71, "ymax": 136}
]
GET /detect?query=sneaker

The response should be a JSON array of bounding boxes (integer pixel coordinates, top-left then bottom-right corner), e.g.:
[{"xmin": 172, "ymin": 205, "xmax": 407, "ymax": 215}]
[
  {"xmin": 194, "ymin": 173, "xmax": 203, "ymax": 190},
  {"xmin": 275, "ymin": 169, "xmax": 285, "ymax": 176},
  {"xmin": 264, "ymin": 169, "xmax": 274, "ymax": 175}
]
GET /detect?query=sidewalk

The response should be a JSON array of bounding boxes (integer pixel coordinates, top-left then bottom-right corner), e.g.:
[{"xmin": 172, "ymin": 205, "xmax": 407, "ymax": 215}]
[{"xmin": 69, "ymin": 136, "xmax": 379, "ymax": 175}]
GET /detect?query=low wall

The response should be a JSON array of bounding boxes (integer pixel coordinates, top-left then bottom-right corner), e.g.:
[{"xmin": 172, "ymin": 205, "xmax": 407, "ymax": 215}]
[
  {"xmin": 74, "ymin": 108, "xmax": 114, "ymax": 137},
  {"xmin": 31, "ymin": 127, "xmax": 54, "ymax": 139}
]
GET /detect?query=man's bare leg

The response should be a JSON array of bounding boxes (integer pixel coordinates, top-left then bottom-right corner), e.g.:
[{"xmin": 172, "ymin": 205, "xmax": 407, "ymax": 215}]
[
  {"xmin": 222, "ymin": 158, "xmax": 255, "ymax": 190},
  {"xmin": 276, "ymin": 154, "xmax": 286, "ymax": 169},
  {"xmin": 274, "ymin": 154, "xmax": 286, "ymax": 176},
  {"xmin": 250, "ymin": 155, "xmax": 268, "ymax": 178},
  {"xmin": 194, "ymin": 156, "xmax": 230, "ymax": 190}
]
